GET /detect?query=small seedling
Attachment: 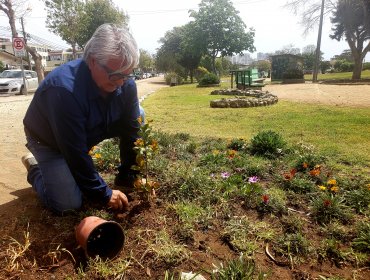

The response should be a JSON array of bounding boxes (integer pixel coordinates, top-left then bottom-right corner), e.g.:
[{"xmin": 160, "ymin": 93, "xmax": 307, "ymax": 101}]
[{"xmin": 131, "ymin": 117, "xmax": 160, "ymax": 201}]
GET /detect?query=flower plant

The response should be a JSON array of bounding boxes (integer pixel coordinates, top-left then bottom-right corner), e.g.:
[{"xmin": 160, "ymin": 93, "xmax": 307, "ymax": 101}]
[{"xmin": 131, "ymin": 117, "xmax": 159, "ymax": 201}]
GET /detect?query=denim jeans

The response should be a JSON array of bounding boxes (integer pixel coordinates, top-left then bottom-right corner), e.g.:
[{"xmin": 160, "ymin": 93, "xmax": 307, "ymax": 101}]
[{"xmin": 25, "ymin": 105, "xmax": 146, "ymax": 215}]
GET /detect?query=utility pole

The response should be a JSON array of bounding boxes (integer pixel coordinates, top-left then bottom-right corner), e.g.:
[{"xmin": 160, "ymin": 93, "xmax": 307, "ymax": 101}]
[
  {"xmin": 313, "ymin": 0, "xmax": 325, "ymax": 83},
  {"xmin": 20, "ymin": 16, "xmax": 32, "ymax": 70}
]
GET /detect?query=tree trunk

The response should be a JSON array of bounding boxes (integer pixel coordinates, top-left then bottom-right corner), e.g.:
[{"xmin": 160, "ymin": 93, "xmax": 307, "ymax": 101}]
[
  {"xmin": 352, "ymin": 55, "xmax": 363, "ymax": 80},
  {"xmin": 27, "ymin": 46, "xmax": 44, "ymax": 83}
]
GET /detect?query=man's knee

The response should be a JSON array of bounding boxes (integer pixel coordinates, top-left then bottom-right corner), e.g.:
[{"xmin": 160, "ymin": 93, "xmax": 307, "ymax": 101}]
[{"xmin": 49, "ymin": 197, "xmax": 82, "ymax": 215}]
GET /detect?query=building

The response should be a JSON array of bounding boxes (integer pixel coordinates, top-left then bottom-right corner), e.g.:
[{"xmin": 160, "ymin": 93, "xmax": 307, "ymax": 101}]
[
  {"xmin": 0, "ymin": 38, "xmax": 49, "ymax": 68},
  {"xmin": 45, "ymin": 50, "xmax": 83, "ymax": 71}
]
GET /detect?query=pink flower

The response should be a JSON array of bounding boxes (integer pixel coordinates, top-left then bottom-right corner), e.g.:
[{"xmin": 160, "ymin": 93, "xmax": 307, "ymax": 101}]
[
  {"xmin": 248, "ymin": 176, "xmax": 259, "ymax": 183},
  {"xmin": 221, "ymin": 172, "xmax": 230, "ymax": 179}
]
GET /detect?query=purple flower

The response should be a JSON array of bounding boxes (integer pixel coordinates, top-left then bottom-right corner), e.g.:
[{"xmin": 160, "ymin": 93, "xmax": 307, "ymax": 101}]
[
  {"xmin": 248, "ymin": 176, "xmax": 259, "ymax": 183},
  {"xmin": 221, "ymin": 172, "xmax": 230, "ymax": 179}
]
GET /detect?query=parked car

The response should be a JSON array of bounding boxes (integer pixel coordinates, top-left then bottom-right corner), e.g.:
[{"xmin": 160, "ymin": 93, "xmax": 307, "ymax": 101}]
[{"xmin": 0, "ymin": 69, "xmax": 39, "ymax": 96}]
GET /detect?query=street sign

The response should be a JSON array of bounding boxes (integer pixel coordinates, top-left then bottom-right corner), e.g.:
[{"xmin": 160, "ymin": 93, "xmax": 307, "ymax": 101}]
[{"xmin": 12, "ymin": 37, "xmax": 26, "ymax": 57}]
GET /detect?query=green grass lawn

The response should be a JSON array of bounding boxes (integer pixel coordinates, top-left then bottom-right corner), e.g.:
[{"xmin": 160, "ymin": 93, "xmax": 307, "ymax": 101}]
[
  {"xmin": 304, "ymin": 69, "xmax": 370, "ymax": 80},
  {"xmin": 142, "ymin": 81, "xmax": 370, "ymax": 172}
]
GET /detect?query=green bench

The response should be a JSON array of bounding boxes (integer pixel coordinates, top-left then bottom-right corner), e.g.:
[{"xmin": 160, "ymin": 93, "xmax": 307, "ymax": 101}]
[{"xmin": 230, "ymin": 69, "xmax": 265, "ymax": 90}]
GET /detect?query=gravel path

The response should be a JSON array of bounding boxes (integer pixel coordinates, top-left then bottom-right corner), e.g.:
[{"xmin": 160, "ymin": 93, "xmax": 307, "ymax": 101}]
[{"xmin": 0, "ymin": 78, "xmax": 368, "ymax": 205}]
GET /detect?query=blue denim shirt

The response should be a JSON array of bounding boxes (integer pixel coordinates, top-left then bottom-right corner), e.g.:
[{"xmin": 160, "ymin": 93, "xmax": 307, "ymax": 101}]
[{"xmin": 23, "ymin": 59, "xmax": 140, "ymax": 203}]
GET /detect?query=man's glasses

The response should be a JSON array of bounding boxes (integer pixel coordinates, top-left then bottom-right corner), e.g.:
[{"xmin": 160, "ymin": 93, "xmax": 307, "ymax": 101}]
[{"xmin": 98, "ymin": 62, "xmax": 134, "ymax": 82}]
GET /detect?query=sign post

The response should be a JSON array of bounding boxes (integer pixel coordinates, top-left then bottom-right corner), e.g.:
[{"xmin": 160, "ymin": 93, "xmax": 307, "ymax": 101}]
[{"xmin": 12, "ymin": 37, "xmax": 27, "ymax": 95}]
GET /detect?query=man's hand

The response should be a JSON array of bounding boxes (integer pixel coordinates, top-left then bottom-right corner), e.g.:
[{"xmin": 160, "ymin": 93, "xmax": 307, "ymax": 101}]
[{"xmin": 108, "ymin": 190, "xmax": 129, "ymax": 210}]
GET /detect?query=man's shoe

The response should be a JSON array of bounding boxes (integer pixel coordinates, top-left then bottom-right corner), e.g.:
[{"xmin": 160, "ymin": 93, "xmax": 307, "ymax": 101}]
[
  {"xmin": 114, "ymin": 173, "xmax": 136, "ymax": 193},
  {"xmin": 21, "ymin": 153, "xmax": 38, "ymax": 171}
]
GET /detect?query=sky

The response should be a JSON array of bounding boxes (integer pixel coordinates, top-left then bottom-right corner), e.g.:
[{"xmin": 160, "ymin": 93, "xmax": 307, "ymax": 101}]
[{"xmin": 0, "ymin": 0, "xmax": 369, "ymax": 61}]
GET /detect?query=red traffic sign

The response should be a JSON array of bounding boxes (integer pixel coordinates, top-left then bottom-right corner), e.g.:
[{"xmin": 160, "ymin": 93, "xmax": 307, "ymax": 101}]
[{"xmin": 13, "ymin": 37, "xmax": 25, "ymax": 50}]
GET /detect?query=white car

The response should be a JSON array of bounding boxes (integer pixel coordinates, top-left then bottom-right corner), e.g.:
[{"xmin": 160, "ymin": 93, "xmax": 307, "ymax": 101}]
[{"xmin": 0, "ymin": 69, "xmax": 39, "ymax": 96}]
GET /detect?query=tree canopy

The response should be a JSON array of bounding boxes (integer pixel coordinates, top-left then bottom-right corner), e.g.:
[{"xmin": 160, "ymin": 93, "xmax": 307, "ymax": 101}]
[
  {"xmin": 44, "ymin": 0, "xmax": 128, "ymax": 51},
  {"xmin": 44, "ymin": 0, "xmax": 84, "ymax": 57},
  {"xmin": 330, "ymin": 0, "xmax": 370, "ymax": 79},
  {"xmin": 189, "ymin": 0, "xmax": 255, "ymax": 73}
]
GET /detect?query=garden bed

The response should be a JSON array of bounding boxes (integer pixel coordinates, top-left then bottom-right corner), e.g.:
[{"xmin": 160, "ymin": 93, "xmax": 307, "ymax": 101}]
[{"xmin": 0, "ymin": 131, "xmax": 369, "ymax": 280}]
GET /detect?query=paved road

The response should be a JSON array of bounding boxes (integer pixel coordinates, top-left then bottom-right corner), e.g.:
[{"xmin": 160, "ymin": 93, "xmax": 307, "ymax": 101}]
[{"xmin": 0, "ymin": 76, "xmax": 168, "ymax": 206}]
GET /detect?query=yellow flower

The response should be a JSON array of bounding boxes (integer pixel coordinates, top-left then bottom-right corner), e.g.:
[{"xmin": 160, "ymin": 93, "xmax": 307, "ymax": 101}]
[
  {"xmin": 88, "ymin": 146, "xmax": 98, "ymax": 155},
  {"xmin": 151, "ymin": 140, "xmax": 159, "ymax": 151},
  {"xmin": 367, "ymin": 184, "xmax": 370, "ymax": 191},
  {"xmin": 319, "ymin": 185, "xmax": 326, "ymax": 191},
  {"xmin": 327, "ymin": 179, "xmax": 337, "ymax": 186},
  {"xmin": 330, "ymin": 186, "xmax": 339, "ymax": 193},
  {"xmin": 94, "ymin": 153, "xmax": 102, "ymax": 159},
  {"xmin": 134, "ymin": 138, "xmax": 144, "ymax": 147},
  {"xmin": 137, "ymin": 116, "xmax": 142, "ymax": 125},
  {"xmin": 212, "ymin": 150, "xmax": 220, "ymax": 155}
]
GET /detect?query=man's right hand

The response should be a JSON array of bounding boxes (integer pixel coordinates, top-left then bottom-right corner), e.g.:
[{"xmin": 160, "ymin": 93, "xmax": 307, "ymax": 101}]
[{"xmin": 108, "ymin": 190, "xmax": 129, "ymax": 211}]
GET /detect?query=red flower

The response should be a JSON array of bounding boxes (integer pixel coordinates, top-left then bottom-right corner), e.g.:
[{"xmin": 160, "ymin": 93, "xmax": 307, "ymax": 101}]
[
  {"xmin": 262, "ymin": 194, "xmax": 270, "ymax": 204},
  {"xmin": 323, "ymin": 199, "xmax": 332, "ymax": 207}
]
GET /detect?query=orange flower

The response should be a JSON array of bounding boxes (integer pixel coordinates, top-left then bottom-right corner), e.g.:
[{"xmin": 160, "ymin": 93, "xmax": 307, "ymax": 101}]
[
  {"xmin": 330, "ymin": 186, "xmax": 339, "ymax": 193},
  {"xmin": 327, "ymin": 179, "xmax": 337, "ymax": 186},
  {"xmin": 309, "ymin": 168, "xmax": 321, "ymax": 177},
  {"xmin": 283, "ymin": 168, "xmax": 297, "ymax": 180},
  {"xmin": 227, "ymin": 149, "xmax": 238, "ymax": 159},
  {"xmin": 303, "ymin": 162, "xmax": 308, "ymax": 169}
]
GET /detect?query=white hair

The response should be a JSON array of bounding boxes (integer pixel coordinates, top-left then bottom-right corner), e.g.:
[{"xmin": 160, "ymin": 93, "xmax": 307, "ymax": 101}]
[{"xmin": 83, "ymin": 23, "xmax": 139, "ymax": 72}]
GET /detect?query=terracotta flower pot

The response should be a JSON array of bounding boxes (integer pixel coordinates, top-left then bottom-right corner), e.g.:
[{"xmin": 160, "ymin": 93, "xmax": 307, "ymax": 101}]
[{"xmin": 75, "ymin": 216, "xmax": 125, "ymax": 259}]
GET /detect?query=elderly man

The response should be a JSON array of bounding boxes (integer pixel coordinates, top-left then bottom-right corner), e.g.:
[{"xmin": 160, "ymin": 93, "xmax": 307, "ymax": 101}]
[{"xmin": 22, "ymin": 23, "xmax": 143, "ymax": 215}]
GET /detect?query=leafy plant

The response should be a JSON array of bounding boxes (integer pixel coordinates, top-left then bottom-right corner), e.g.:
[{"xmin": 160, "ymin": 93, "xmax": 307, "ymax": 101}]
[
  {"xmin": 249, "ymin": 130, "xmax": 286, "ymax": 159},
  {"xmin": 345, "ymin": 183, "xmax": 370, "ymax": 214},
  {"xmin": 210, "ymin": 255, "xmax": 265, "ymax": 280},
  {"xmin": 311, "ymin": 193, "xmax": 351, "ymax": 225},
  {"xmin": 257, "ymin": 187, "xmax": 287, "ymax": 216},
  {"xmin": 352, "ymin": 222, "xmax": 370, "ymax": 253},
  {"xmin": 198, "ymin": 73, "xmax": 220, "ymax": 86},
  {"xmin": 89, "ymin": 139, "xmax": 120, "ymax": 172},
  {"xmin": 317, "ymin": 239, "xmax": 348, "ymax": 267},
  {"xmin": 131, "ymin": 118, "xmax": 159, "ymax": 201}
]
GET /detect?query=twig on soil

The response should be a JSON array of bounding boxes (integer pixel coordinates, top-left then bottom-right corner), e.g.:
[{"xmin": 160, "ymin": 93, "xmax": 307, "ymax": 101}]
[{"xmin": 265, "ymin": 243, "xmax": 290, "ymax": 267}]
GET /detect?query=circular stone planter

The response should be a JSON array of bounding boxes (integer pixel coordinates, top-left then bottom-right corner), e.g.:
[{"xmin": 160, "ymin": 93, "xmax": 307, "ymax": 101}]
[
  {"xmin": 210, "ymin": 89, "xmax": 278, "ymax": 108},
  {"xmin": 75, "ymin": 216, "xmax": 125, "ymax": 259}
]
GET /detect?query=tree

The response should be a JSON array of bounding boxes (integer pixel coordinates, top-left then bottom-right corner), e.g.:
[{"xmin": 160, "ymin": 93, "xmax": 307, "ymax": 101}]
[
  {"xmin": 0, "ymin": 0, "xmax": 44, "ymax": 82},
  {"xmin": 76, "ymin": 0, "xmax": 128, "ymax": 48},
  {"xmin": 275, "ymin": 44, "xmax": 301, "ymax": 55},
  {"xmin": 189, "ymin": 0, "xmax": 255, "ymax": 74},
  {"xmin": 138, "ymin": 49, "xmax": 154, "ymax": 73},
  {"xmin": 156, "ymin": 24, "xmax": 203, "ymax": 82},
  {"xmin": 302, "ymin": 44, "xmax": 323, "ymax": 70},
  {"xmin": 44, "ymin": 0, "xmax": 84, "ymax": 59},
  {"xmin": 284, "ymin": 0, "xmax": 337, "ymax": 35},
  {"xmin": 330, "ymin": 0, "xmax": 370, "ymax": 79}
]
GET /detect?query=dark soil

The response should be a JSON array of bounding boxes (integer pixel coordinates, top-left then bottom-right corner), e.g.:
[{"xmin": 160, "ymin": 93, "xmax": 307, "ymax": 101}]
[{"xmin": 0, "ymin": 185, "xmax": 369, "ymax": 280}]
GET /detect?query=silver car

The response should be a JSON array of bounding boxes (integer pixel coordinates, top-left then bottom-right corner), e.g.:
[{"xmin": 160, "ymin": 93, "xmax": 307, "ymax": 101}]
[{"xmin": 0, "ymin": 70, "xmax": 39, "ymax": 96}]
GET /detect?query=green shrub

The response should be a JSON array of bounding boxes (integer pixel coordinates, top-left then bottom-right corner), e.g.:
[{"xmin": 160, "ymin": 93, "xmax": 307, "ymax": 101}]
[
  {"xmin": 363, "ymin": 62, "xmax": 370, "ymax": 70},
  {"xmin": 194, "ymin": 66, "xmax": 209, "ymax": 82},
  {"xmin": 249, "ymin": 130, "xmax": 287, "ymax": 158},
  {"xmin": 165, "ymin": 72, "xmax": 183, "ymax": 85},
  {"xmin": 198, "ymin": 73, "xmax": 220, "ymax": 86},
  {"xmin": 282, "ymin": 69, "xmax": 304, "ymax": 79}
]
